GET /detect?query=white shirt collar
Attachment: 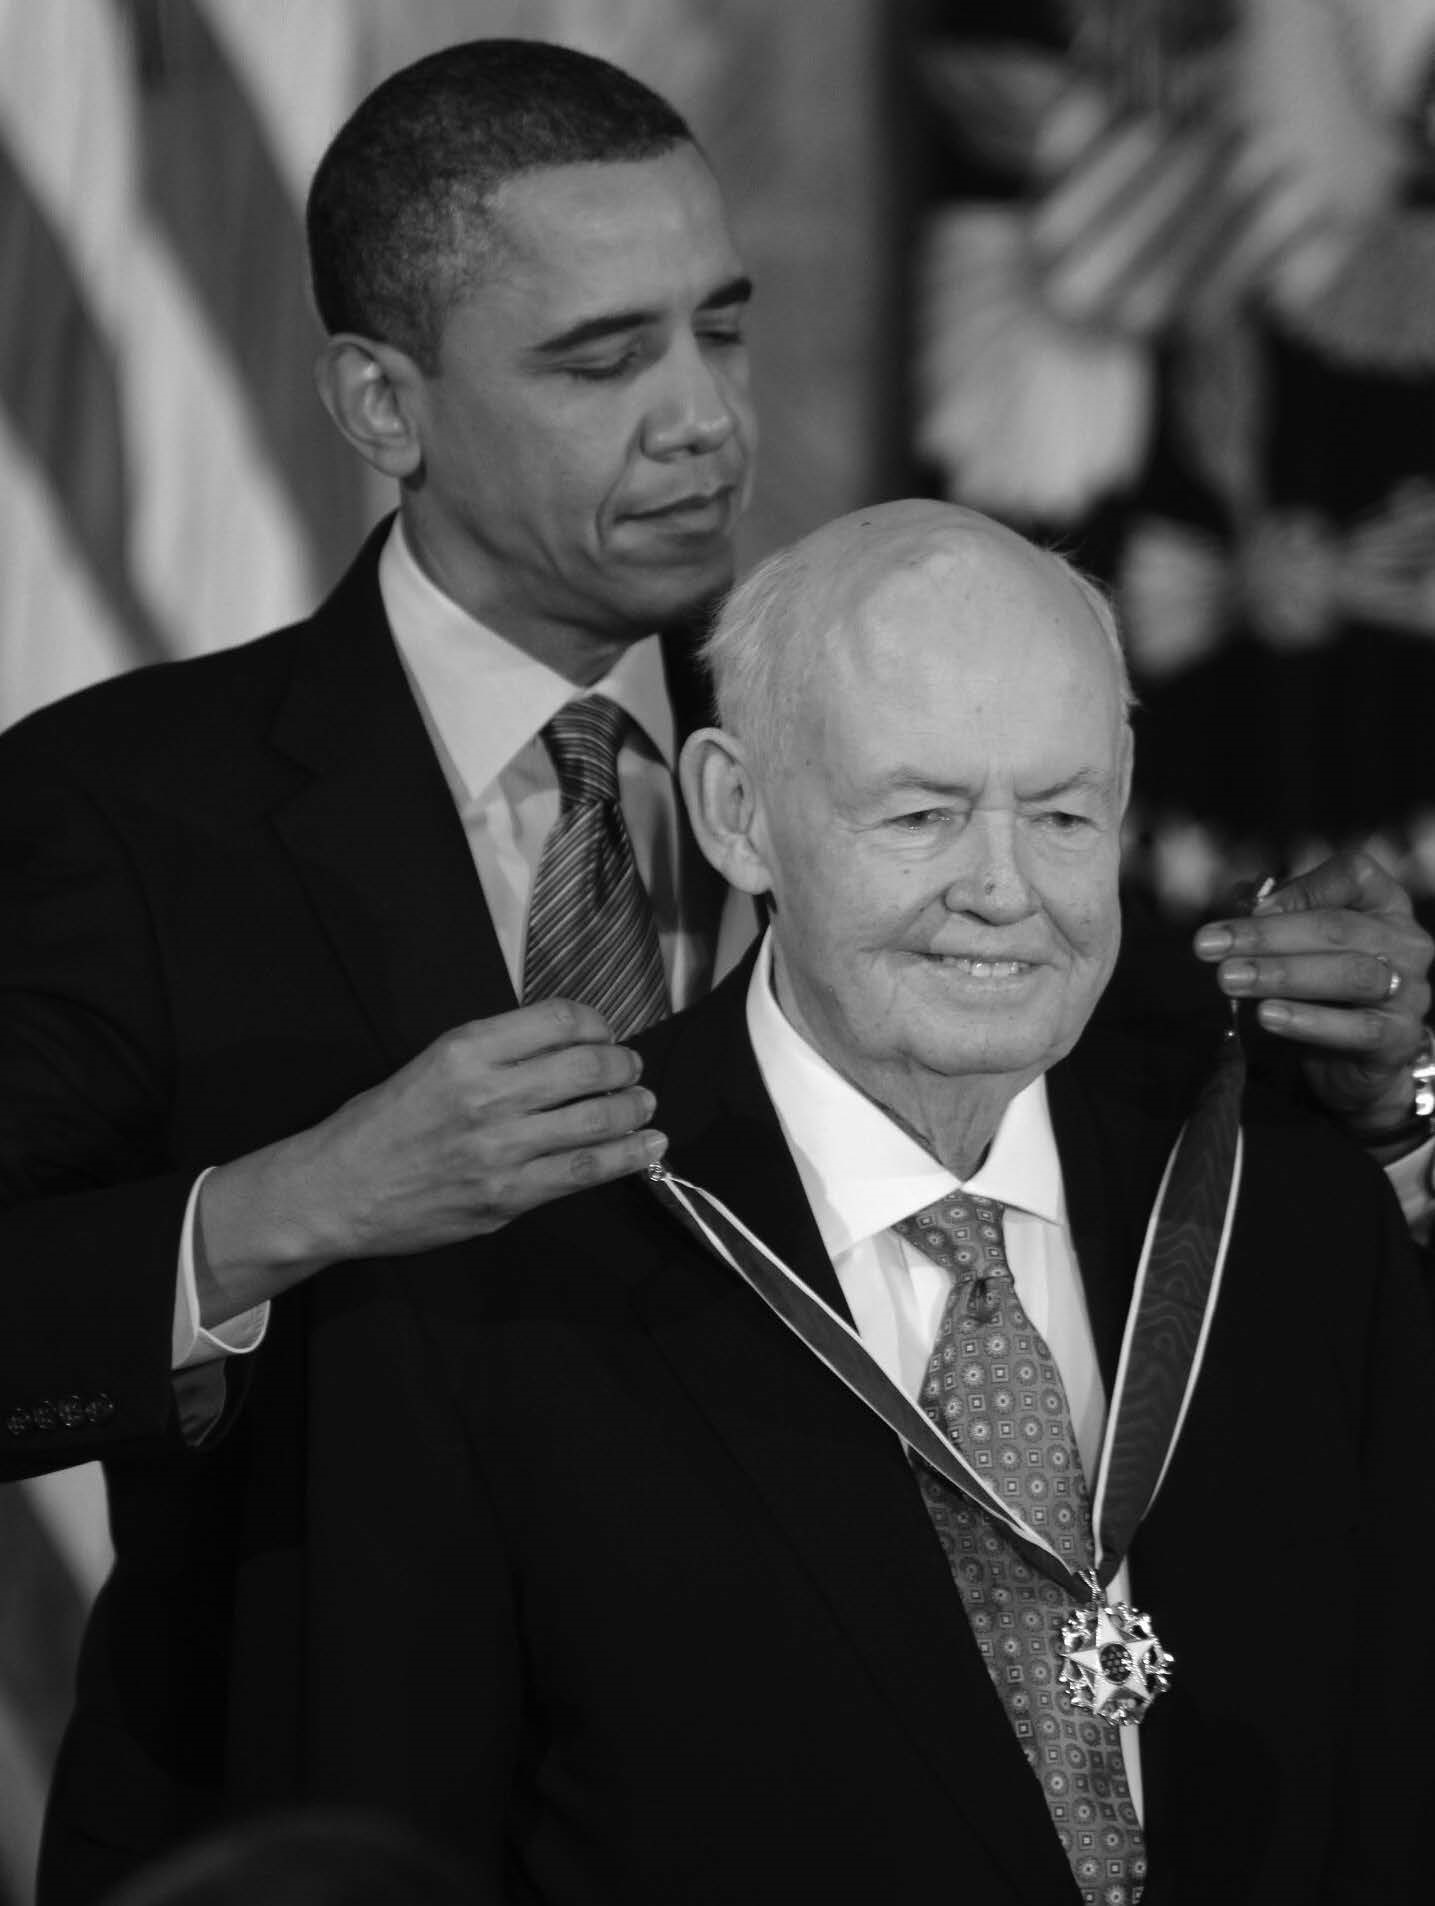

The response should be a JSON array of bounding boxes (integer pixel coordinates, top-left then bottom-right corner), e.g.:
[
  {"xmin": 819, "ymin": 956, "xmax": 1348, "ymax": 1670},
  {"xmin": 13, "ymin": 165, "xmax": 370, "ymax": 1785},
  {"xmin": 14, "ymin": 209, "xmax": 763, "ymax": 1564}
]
[
  {"xmin": 745, "ymin": 932, "xmax": 1065, "ymax": 1261},
  {"xmin": 378, "ymin": 514, "xmax": 676, "ymax": 801}
]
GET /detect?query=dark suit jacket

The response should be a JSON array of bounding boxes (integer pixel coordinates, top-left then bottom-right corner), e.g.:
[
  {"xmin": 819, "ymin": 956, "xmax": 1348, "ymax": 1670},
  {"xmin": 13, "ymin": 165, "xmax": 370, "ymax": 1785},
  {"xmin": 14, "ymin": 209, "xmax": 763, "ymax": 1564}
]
[
  {"xmin": 0, "ymin": 516, "xmax": 724, "ymax": 1478},
  {"xmin": 0, "ymin": 524, "xmax": 720, "ymax": 1898},
  {"xmin": 396, "ymin": 961, "xmax": 1435, "ymax": 1905},
  {"xmin": 0, "ymin": 521, "xmax": 517, "ymax": 1474}
]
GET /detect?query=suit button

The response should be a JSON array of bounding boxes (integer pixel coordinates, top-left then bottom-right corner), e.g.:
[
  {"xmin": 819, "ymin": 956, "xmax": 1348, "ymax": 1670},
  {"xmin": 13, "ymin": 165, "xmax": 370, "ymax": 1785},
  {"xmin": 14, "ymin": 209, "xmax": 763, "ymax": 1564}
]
[
  {"xmin": 87, "ymin": 1394, "xmax": 115, "ymax": 1424},
  {"xmin": 31, "ymin": 1401, "xmax": 58, "ymax": 1432},
  {"xmin": 5, "ymin": 1408, "xmax": 32, "ymax": 1437},
  {"xmin": 57, "ymin": 1396, "xmax": 86, "ymax": 1429}
]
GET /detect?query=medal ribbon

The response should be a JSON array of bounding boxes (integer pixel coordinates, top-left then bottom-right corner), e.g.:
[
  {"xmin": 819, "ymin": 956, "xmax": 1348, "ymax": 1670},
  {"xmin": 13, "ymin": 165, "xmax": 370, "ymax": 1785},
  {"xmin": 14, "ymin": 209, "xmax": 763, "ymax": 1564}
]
[{"xmin": 646, "ymin": 1022, "xmax": 1245, "ymax": 1598}]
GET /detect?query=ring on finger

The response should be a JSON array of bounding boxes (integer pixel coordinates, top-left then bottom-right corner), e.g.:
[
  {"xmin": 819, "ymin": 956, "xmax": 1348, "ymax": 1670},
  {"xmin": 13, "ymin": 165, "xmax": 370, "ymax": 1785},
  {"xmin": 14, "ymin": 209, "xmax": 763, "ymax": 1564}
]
[{"xmin": 1378, "ymin": 958, "xmax": 1402, "ymax": 1001}]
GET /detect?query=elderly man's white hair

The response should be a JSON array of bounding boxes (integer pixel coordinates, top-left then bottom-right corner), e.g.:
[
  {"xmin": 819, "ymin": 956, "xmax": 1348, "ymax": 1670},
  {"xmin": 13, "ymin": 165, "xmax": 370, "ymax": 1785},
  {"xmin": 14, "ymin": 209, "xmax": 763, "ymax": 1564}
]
[{"xmin": 701, "ymin": 504, "xmax": 1136, "ymax": 769}]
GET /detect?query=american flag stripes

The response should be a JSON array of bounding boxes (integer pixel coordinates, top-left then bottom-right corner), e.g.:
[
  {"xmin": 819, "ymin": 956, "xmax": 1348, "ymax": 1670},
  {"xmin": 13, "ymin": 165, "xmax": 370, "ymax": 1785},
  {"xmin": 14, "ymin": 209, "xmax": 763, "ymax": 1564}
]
[{"xmin": 0, "ymin": 5, "xmax": 372, "ymax": 1895}]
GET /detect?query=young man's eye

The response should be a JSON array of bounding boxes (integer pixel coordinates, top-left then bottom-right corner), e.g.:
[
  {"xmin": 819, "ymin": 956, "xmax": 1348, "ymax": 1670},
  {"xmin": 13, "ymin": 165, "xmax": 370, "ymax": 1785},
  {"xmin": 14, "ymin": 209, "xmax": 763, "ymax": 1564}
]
[{"xmin": 566, "ymin": 350, "xmax": 641, "ymax": 382}]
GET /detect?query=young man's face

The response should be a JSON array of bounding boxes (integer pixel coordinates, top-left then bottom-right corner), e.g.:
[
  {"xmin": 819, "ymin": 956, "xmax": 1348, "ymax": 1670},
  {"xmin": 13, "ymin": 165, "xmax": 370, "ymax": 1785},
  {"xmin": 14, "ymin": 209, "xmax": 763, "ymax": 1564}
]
[{"xmin": 406, "ymin": 143, "xmax": 757, "ymax": 664}]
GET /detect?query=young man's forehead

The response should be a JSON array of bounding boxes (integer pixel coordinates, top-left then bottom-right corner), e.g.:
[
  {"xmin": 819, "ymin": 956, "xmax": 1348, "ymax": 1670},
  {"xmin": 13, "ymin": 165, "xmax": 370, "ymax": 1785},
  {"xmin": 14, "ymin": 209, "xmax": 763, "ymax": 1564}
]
[
  {"xmin": 488, "ymin": 146, "xmax": 734, "ymax": 248},
  {"xmin": 470, "ymin": 156, "xmax": 745, "ymax": 317}
]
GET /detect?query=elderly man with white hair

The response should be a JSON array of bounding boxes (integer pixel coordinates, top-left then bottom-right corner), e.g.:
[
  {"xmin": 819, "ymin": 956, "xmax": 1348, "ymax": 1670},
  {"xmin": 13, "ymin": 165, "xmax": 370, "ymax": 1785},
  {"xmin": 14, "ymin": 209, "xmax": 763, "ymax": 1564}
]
[{"xmin": 384, "ymin": 498, "xmax": 1435, "ymax": 1904}]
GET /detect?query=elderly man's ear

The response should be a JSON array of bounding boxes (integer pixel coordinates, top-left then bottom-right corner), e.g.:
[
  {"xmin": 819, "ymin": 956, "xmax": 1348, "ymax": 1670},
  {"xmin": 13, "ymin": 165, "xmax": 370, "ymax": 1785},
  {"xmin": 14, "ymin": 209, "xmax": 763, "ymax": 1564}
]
[{"xmin": 679, "ymin": 728, "xmax": 775, "ymax": 897}]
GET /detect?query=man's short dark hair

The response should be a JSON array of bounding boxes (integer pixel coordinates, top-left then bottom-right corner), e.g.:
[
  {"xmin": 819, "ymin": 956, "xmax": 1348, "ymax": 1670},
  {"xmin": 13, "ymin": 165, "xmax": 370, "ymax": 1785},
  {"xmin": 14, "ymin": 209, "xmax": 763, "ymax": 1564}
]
[{"xmin": 306, "ymin": 38, "xmax": 696, "ymax": 372}]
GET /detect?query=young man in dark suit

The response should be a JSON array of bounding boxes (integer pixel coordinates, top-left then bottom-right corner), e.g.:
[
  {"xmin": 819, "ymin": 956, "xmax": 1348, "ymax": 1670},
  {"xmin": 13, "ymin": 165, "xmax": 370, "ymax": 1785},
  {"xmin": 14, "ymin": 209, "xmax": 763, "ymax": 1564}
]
[
  {"xmin": 8, "ymin": 41, "xmax": 756, "ymax": 1901},
  {"xmin": 0, "ymin": 37, "xmax": 1429, "ymax": 1905}
]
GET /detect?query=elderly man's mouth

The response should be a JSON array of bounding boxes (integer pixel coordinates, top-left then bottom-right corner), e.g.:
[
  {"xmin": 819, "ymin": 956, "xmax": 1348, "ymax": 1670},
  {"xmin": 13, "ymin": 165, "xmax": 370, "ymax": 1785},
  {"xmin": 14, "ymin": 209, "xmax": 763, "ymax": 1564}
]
[{"xmin": 921, "ymin": 955, "xmax": 1036, "ymax": 979}]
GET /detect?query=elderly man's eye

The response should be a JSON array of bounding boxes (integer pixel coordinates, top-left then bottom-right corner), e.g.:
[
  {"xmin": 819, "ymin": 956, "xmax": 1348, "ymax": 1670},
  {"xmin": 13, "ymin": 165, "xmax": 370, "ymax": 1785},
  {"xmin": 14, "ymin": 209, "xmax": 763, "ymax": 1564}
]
[{"xmin": 889, "ymin": 808, "xmax": 963, "ymax": 834}]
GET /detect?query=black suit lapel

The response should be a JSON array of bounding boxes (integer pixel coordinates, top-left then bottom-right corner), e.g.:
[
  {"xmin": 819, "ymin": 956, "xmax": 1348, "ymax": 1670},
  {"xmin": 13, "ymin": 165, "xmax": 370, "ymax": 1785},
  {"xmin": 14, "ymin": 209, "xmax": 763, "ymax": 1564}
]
[
  {"xmin": 1045, "ymin": 1037, "xmax": 1193, "ymax": 1393},
  {"xmin": 628, "ymin": 971, "xmax": 1081, "ymax": 1905},
  {"xmin": 267, "ymin": 528, "xmax": 514, "ymax": 1071}
]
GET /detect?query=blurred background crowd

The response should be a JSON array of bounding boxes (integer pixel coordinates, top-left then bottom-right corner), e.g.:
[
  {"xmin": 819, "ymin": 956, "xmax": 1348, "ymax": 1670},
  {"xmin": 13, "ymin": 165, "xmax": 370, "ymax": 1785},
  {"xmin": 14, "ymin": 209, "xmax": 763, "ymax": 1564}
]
[{"xmin": 2, "ymin": 1, "xmax": 1433, "ymax": 1900}]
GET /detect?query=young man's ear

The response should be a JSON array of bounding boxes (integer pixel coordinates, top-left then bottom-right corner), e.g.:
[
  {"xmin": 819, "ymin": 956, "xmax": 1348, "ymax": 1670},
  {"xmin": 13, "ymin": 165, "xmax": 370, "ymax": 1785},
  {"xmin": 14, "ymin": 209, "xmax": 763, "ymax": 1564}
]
[
  {"xmin": 314, "ymin": 335, "xmax": 424, "ymax": 481},
  {"xmin": 679, "ymin": 727, "xmax": 775, "ymax": 897}
]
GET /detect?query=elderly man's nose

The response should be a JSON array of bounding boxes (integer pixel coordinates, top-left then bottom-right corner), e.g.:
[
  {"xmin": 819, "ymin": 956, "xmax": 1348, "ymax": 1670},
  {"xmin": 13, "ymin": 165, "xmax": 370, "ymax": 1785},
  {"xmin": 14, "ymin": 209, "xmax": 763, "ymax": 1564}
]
[{"xmin": 946, "ymin": 824, "xmax": 1033, "ymax": 919}]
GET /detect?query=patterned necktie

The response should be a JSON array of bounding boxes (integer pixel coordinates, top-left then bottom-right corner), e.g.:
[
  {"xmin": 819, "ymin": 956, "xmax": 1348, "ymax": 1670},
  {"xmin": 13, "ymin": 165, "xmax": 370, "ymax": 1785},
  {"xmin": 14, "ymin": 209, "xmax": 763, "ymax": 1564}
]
[
  {"xmin": 521, "ymin": 695, "xmax": 669, "ymax": 1038},
  {"xmin": 893, "ymin": 1193, "xmax": 1147, "ymax": 1906}
]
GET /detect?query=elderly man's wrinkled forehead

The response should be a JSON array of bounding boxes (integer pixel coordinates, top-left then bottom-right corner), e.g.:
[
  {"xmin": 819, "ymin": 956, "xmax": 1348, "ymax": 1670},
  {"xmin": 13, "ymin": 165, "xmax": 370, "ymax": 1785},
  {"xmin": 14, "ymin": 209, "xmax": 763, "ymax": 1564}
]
[{"xmin": 810, "ymin": 503, "xmax": 1115, "ymax": 686}]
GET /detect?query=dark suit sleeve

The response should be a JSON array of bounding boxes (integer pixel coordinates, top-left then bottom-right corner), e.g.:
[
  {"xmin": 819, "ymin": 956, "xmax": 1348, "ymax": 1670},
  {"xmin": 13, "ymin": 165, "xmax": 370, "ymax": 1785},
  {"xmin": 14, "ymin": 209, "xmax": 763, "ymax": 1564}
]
[
  {"xmin": 305, "ymin": 1268, "xmax": 523, "ymax": 1898},
  {"xmin": 1324, "ymin": 1183, "xmax": 1435, "ymax": 1902},
  {"xmin": 0, "ymin": 731, "xmax": 195, "ymax": 1478}
]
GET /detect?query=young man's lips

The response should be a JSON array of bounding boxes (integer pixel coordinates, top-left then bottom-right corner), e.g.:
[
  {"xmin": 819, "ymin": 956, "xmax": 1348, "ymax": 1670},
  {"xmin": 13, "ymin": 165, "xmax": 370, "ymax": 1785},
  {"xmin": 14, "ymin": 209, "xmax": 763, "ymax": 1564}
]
[{"xmin": 631, "ymin": 487, "xmax": 732, "ymax": 521}]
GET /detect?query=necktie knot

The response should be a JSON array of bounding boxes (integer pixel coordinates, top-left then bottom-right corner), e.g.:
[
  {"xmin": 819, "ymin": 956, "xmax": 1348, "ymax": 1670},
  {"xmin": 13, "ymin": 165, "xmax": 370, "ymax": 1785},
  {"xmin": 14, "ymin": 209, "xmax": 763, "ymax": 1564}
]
[
  {"xmin": 543, "ymin": 694, "xmax": 628, "ymax": 809},
  {"xmin": 894, "ymin": 1191, "xmax": 1010, "ymax": 1288}
]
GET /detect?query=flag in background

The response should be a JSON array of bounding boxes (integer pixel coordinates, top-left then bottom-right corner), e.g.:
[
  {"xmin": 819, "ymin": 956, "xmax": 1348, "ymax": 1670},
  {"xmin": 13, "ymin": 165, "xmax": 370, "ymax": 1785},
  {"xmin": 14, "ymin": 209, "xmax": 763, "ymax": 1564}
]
[
  {"xmin": 0, "ymin": 4, "xmax": 372, "ymax": 1895},
  {"xmin": 0, "ymin": 0, "xmax": 371, "ymax": 730},
  {"xmin": 0, "ymin": 2, "xmax": 891, "ymax": 1898}
]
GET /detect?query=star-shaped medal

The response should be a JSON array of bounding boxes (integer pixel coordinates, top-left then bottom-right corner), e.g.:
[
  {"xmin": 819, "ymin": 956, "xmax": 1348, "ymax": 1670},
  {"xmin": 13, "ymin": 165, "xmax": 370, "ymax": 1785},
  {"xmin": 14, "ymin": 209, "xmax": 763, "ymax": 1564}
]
[{"xmin": 1057, "ymin": 1587, "xmax": 1173, "ymax": 1727}]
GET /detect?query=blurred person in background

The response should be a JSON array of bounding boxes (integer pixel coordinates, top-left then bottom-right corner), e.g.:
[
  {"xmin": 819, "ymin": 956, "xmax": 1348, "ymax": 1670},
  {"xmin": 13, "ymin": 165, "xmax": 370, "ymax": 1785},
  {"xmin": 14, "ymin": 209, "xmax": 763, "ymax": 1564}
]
[{"xmin": 913, "ymin": 0, "xmax": 1435, "ymax": 926}]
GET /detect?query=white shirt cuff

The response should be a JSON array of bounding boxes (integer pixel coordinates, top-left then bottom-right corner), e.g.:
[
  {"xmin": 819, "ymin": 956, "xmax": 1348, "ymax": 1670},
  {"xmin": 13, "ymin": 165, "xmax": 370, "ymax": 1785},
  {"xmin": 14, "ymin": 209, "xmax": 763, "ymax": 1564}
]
[
  {"xmin": 172, "ymin": 1167, "xmax": 271, "ymax": 1370},
  {"xmin": 1383, "ymin": 1137, "xmax": 1435, "ymax": 1247}
]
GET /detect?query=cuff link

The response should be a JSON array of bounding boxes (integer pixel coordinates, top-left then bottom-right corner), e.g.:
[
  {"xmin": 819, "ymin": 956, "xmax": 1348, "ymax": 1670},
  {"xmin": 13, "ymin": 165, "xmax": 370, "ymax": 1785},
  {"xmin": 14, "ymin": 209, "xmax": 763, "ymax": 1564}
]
[
  {"xmin": 1361, "ymin": 1025, "xmax": 1435, "ymax": 1158},
  {"xmin": 1412, "ymin": 1024, "xmax": 1435, "ymax": 1120}
]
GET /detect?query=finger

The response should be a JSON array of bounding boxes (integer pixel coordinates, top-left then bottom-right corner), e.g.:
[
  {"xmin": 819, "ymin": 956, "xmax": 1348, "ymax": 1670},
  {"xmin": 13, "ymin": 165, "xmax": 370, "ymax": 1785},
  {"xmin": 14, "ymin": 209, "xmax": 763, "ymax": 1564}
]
[
  {"xmin": 1193, "ymin": 901, "xmax": 1430, "ymax": 966},
  {"xmin": 1252, "ymin": 850, "xmax": 1410, "ymax": 922},
  {"xmin": 486, "ymin": 1127, "xmax": 670, "ymax": 1225},
  {"xmin": 1250, "ymin": 997, "xmax": 1408, "ymax": 1057},
  {"xmin": 456, "ymin": 997, "xmax": 622, "ymax": 1065},
  {"xmin": 1210, "ymin": 948, "xmax": 1410, "ymax": 1007},
  {"xmin": 487, "ymin": 1037, "xmax": 646, "ymax": 1117},
  {"xmin": 497, "ymin": 1086, "xmax": 660, "ymax": 1167}
]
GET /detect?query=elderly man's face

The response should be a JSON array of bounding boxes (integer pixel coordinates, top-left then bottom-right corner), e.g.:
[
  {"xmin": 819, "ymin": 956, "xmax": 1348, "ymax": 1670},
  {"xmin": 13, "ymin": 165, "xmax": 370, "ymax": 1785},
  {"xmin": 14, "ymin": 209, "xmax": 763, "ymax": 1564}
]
[{"xmin": 756, "ymin": 535, "xmax": 1131, "ymax": 1105}]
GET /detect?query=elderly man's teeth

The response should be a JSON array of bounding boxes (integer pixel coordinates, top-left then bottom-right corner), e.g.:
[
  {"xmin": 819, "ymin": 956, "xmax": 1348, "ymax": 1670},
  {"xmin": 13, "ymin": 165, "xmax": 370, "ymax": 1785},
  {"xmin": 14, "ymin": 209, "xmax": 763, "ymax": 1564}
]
[{"xmin": 940, "ymin": 957, "xmax": 1028, "ymax": 976}]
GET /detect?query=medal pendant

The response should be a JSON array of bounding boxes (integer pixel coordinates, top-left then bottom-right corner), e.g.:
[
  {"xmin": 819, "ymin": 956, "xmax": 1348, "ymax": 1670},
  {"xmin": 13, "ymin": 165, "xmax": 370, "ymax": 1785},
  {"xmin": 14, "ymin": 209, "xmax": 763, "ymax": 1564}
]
[{"xmin": 1057, "ymin": 1576, "xmax": 1173, "ymax": 1728}]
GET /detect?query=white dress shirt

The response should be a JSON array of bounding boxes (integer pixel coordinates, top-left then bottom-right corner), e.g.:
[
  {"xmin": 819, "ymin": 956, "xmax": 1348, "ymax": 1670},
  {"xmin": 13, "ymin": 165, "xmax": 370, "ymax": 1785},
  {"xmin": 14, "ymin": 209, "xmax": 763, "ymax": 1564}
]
[
  {"xmin": 170, "ymin": 515, "xmax": 718, "ymax": 1372},
  {"xmin": 379, "ymin": 514, "xmax": 716, "ymax": 1007},
  {"xmin": 745, "ymin": 932, "xmax": 1144, "ymax": 1814}
]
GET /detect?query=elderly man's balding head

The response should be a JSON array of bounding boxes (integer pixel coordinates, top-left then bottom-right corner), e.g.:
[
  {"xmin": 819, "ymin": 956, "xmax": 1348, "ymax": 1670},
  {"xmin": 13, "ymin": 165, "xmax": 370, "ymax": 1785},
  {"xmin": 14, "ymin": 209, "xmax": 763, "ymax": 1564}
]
[
  {"xmin": 681, "ymin": 500, "xmax": 1135, "ymax": 1175},
  {"xmin": 702, "ymin": 500, "xmax": 1132, "ymax": 775}
]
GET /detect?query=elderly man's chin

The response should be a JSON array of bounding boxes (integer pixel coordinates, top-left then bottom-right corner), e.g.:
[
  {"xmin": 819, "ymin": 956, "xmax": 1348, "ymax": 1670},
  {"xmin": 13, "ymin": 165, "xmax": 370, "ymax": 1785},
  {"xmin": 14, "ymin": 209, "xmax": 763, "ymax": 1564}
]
[
  {"xmin": 875, "ymin": 960, "xmax": 1113, "ymax": 1085},
  {"xmin": 891, "ymin": 1016, "xmax": 1070, "ymax": 1086}
]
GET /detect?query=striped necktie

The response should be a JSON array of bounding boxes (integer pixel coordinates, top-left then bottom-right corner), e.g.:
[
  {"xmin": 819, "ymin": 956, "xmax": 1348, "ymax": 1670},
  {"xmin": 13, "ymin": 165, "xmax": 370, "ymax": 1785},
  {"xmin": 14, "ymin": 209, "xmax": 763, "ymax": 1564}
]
[
  {"xmin": 894, "ymin": 1193, "xmax": 1147, "ymax": 1906},
  {"xmin": 521, "ymin": 694, "xmax": 669, "ymax": 1039}
]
